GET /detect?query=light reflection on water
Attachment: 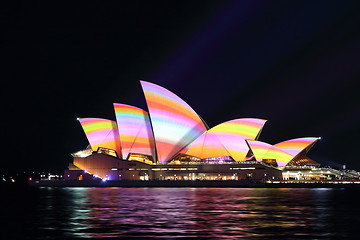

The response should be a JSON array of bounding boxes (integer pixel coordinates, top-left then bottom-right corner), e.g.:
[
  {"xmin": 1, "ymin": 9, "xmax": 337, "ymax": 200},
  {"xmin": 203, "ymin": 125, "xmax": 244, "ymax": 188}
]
[{"xmin": 3, "ymin": 187, "xmax": 360, "ymax": 239}]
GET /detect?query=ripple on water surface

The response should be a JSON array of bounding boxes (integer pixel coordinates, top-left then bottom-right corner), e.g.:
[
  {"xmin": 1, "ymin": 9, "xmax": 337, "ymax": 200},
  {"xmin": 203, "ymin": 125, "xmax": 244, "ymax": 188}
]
[{"xmin": 2, "ymin": 187, "xmax": 360, "ymax": 239}]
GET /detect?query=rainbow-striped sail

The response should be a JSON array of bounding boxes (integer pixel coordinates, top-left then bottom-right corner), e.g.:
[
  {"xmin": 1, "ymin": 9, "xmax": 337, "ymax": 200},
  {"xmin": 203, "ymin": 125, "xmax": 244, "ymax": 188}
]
[
  {"xmin": 78, "ymin": 118, "xmax": 121, "ymax": 156},
  {"xmin": 141, "ymin": 81, "xmax": 207, "ymax": 163},
  {"xmin": 186, "ymin": 118, "xmax": 266, "ymax": 161},
  {"xmin": 114, "ymin": 103, "xmax": 156, "ymax": 161}
]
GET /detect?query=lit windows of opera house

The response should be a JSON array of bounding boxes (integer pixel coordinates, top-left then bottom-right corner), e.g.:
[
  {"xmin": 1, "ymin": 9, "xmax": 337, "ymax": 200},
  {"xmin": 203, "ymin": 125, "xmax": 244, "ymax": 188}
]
[{"xmin": 66, "ymin": 81, "xmax": 332, "ymax": 181}]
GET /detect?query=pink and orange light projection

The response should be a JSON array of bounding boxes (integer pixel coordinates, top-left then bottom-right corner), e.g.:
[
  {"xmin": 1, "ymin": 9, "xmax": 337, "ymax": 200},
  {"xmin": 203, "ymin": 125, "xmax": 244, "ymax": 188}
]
[
  {"xmin": 113, "ymin": 103, "xmax": 156, "ymax": 160},
  {"xmin": 186, "ymin": 119, "xmax": 266, "ymax": 161},
  {"xmin": 246, "ymin": 140, "xmax": 294, "ymax": 167},
  {"xmin": 246, "ymin": 137, "xmax": 320, "ymax": 167},
  {"xmin": 78, "ymin": 118, "xmax": 121, "ymax": 157},
  {"xmin": 274, "ymin": 137, "xmax": 320, "ymax": 157},
  {"xmin": 140, "ymin": 80, "xmax": 207, "ymax": 163}
]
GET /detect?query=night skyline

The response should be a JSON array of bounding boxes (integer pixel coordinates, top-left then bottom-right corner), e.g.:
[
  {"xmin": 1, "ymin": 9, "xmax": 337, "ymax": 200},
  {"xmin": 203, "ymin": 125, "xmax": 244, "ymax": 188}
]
[{"xmin": 2, "ymin": 1, "xmax": 360, "ymax": 172}]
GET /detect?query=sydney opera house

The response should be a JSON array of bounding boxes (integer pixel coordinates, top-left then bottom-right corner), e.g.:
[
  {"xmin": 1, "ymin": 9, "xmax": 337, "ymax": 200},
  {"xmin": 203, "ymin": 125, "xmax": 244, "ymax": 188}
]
[{"xmin": 66, "ymin": 81, "xmax": 334, "ymax": 182}]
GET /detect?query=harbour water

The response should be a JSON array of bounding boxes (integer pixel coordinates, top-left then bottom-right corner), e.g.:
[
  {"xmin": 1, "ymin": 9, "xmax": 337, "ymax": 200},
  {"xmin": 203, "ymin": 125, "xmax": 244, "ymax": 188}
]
[{"xmin": 2, "ymin": 187, "xmax": 360, "ymax": 239}]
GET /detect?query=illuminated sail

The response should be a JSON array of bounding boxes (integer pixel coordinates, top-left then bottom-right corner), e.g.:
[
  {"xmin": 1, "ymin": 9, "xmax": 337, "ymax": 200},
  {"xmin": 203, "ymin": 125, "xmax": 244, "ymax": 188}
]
[
  {"xmin": 186, "ymin": 118, "xmax": 267, "ymax": 161},
  {"xmin": 274, "ymin": 137, "xmax": 320, "ymax": 157},
  {"xmin": 78, "ymin": 118, "xmax": 121, "ymax": 156},
  {"xmin": 186, "ymin": 132, "xmax": 232, "ymax": 159},
  {"xmin": 246, "ymin": 140, "xmax": 293, "ymax": 167},
  {"xmin": 113, "ymin": 103, "xmax": 156, "ymax": 160},
  {"xmin": 141, "ymin": 81, "xmax": 207, "ymax": 163}
]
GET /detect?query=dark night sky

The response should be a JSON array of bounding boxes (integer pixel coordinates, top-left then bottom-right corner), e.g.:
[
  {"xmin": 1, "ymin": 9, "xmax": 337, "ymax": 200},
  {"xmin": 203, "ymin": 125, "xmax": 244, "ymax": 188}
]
[{"xmin": 2, "ymin": 1, "xmax": 360, "ymax": 173}]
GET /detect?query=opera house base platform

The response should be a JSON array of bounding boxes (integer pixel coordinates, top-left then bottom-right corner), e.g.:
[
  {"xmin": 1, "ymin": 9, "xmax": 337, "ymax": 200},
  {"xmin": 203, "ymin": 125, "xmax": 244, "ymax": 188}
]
[
  {"xmin": 64, "ymin": 152, "xmax": 283, "ymax": 182},
  {"xmin": 27, "ymin": 150, "xmax": 360, "ymax": 188}
]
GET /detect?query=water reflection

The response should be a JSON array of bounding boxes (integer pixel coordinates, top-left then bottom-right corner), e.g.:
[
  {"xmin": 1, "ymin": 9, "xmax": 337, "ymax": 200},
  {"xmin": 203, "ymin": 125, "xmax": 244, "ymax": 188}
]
[{"xmin": 10, "ymin": 187, "xmax": 360, "ymax": 239}]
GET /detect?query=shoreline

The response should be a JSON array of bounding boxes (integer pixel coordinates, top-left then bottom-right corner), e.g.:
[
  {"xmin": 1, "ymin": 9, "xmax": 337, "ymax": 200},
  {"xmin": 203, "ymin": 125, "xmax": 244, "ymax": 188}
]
[{"xmin": 28, "ymin": 180, "xmax": 360, "ymax": 188}]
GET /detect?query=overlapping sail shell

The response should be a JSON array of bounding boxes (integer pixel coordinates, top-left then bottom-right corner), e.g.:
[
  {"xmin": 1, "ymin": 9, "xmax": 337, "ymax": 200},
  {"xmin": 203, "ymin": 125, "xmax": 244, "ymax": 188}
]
[
  {"xmin": 113, "ymin": 103, "xmax": 156, "ymax": 160},
  {"xmin": 140, "ymin": 80, "xmax": 207, "ymax": 163},
  {"xmin": 186, "ymin": 119, "xmax": 266, "ymax": 161},
  {"xmin": 246, "ymin": 137, "xmax": 320, "ymax": 167},
  {"xmin": 274, "ymin": 137, "xmax": 320, "ymax": 157},
  {"xmin": 78, "ymin": 118, "xmax": 121, "ymax": 156}
]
